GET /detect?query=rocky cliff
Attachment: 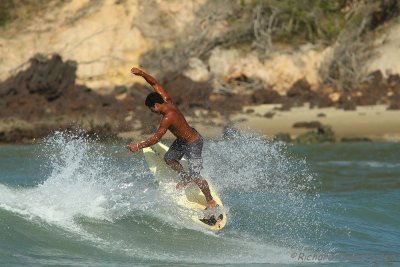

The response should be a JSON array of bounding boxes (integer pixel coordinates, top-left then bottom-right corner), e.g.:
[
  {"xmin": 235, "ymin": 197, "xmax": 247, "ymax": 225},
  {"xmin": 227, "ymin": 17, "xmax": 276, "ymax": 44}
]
[
  {"xmin": 1, "ymin": 0, "xmax": 399, "ymax": 143},
  {"xmin": 1, "ymin": 0, "xmax": 399, "ymax": 91}
]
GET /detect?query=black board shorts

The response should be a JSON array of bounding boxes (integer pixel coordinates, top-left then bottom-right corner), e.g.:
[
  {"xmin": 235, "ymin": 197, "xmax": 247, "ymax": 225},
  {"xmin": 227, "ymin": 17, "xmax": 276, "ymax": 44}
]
[{"xmin": 164, "ymin": 130, "xmax": 203, "ymax": 179}]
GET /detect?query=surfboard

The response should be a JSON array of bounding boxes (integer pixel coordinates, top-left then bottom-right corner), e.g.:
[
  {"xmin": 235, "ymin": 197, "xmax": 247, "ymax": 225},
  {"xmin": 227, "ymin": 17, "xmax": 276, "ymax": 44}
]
[{"xmin": 143, "ymin": 142, "xmax": 227, "ymax": 231}]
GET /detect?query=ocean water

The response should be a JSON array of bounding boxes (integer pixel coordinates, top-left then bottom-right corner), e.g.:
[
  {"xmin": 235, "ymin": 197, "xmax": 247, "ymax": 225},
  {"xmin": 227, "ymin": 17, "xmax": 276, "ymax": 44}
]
[{"xmin": 0, "ymin": 131, "xmax": 399, "ymax": 266}]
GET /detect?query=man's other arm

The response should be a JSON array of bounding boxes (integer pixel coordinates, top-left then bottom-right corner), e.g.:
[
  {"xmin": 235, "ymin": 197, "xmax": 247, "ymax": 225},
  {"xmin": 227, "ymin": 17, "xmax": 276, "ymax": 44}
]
[
  {"xmin": 126, "ymin": 116, "xmax": 170, "ymax": 152},
  {"xmin": 131, "ymin": 67, "xmax": 171, "ymax": 102}
]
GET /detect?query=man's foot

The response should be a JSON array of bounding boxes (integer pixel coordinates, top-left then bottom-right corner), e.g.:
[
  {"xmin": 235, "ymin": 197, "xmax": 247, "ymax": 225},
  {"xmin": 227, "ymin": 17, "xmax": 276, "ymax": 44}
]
[{"xmin": 206, "ymin": 199, "xmax": 217, "ymax": 209}]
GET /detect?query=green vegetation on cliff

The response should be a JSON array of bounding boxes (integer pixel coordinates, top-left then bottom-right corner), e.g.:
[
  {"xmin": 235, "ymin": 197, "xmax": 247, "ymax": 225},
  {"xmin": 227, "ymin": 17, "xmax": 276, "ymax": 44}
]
[
  {"xmin": 238, "ymin": 0, "xmax": 399, "ymax": 47},
  {"xmin": 0, "ymin": 1, "xmax": 15, "ymax": 27},
  {"xmin": 139, "ymin": 0, "xmax": 399, "ymax": 91},
  {"xmin": 0, "ymin": 0, "xmax": 60, "ymax": 28}
]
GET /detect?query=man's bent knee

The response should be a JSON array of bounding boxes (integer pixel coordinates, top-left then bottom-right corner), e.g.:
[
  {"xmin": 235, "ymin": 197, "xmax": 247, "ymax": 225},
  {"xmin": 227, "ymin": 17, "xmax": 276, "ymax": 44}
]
[
  {"xmin": 164, "ymin": 158, "xmax": 176, "ymax": 166},
  {"xmin": 193, "ymin": 177, "xmax": 206, "ymax": 187}
]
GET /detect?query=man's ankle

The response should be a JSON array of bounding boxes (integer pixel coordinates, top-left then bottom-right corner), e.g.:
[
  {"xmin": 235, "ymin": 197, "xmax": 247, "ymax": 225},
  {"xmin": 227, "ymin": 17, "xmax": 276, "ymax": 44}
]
[
  {"xmin": 179, "ymin": 172, "xmax": 191, "ymax": 181},
  {"xmin": 207, "ymin": 199, "xmax": 217, "ymax": 208}
]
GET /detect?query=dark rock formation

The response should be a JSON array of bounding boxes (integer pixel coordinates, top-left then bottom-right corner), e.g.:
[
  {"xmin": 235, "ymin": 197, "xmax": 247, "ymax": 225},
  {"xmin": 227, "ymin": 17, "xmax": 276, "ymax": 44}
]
[
  {"xmin": 250, "ymin": 88, "xmax": 281, "ymax": 104},
  {"xmin": 0, "ymin": 54, "xmax": 142, "ymax": 142},
  {"xmin": 292, "ymin": 121, "xmax": 322, "ymax": 129},
  {"xmin": 294, "ymin": 125, "xmax": 335, "ymax": 144},
  {"xmin": 279, "ymin": 79, "xmax": 334, "ymax": 109},
  {"xmin": 284, "ymin": 79, "xmax": 315, "ymax": 107},
  {"xmin": 0, "ymin": 54, "xmax": 77, "ymax": 101},
  {"xmin": 273, "ymin": 133, "xmax": 292, "ymax": 143},
  {"xmin": 309, "ymin": 93, "xmax": 334, "ymax": 108},
  {"xmin": 162, "ymin": 73, "xmax": 213, "ymax": 112},
  {"xmin": 337, "ymin": 93, "xmax": 357, "ymax": 110}
]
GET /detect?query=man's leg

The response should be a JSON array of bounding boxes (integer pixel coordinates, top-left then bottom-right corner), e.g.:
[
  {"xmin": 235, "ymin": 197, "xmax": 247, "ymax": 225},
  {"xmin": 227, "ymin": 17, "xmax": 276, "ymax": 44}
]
[
  {"xmin": 164, "ymin": 139, "xmax": 184, "ymax": 171},
  {"xmin": 164, "ymin": 139, "xmax": 190, "ymax": 187},
  {"xmin": 166, "ymin": 159, "xmax": 216, "ymax": 208},
  {"xmin": 165, "ymin": 158, "xmax": 184, "ymax": 173},
  {"xmin": 165, "ymin": 159, "xmax": 192, "ymax": 188},
  {"xmin": 193, "ymin": 177, "xmax": 217, "ymax": 208},
  {"xmin": 164, "ymin": 137, "xmax": 217, "ymax": 209},
  {"xmin": 187, "ymin": 137, "xmax": 217, "ymax": 209}
]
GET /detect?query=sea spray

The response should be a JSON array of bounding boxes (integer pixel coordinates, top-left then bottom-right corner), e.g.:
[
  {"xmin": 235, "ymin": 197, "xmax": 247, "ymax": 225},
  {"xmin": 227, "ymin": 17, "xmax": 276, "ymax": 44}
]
[
  {"xmin": 0, "ymin": 130, "xmax": 332, "ymax": 264},
  {"xmin": 1, "ymin": 131, "xmax": 149, "ymax": 228},
  {"xmin": 203, "ymin": 128, "xmax": 327, "ymax": 250},
  {"xmin": 40, "ymin": 131, "xmax": 174, "ymax": 224}
]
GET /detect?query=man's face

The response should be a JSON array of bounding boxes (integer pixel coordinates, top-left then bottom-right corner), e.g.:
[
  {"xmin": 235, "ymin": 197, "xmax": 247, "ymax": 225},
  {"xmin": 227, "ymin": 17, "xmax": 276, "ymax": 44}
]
[{"xmin": 149, "ymin": 103, "xmax": 161, "ymax": 114}]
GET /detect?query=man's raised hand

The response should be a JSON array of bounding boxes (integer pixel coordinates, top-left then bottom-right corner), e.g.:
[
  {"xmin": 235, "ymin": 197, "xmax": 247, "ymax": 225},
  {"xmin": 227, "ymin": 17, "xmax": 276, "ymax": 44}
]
[{"xmin": 131, "ymin": 67, "xmax": 143, "ymax": 76}]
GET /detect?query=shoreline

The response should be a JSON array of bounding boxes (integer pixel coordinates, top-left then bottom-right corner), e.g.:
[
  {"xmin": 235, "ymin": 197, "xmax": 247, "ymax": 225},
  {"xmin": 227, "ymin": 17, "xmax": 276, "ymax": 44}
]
[
  {"xmin": 1, "ymin": 105, "xmax": 399, "ymax": 144},
  {"xmin": 230, "ymin": 104, "xmax": 400, "ymax": 142},
  {"xmin": 118, "ymin": 104, "xmax": 400, "ymax": 143}
]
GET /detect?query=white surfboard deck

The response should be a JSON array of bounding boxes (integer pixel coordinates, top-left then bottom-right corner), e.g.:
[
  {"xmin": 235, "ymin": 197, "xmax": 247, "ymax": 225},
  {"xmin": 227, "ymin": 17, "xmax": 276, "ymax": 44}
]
[{"xmin": 143, "ymin": 142, "xmax": 227, "ymax": 231}]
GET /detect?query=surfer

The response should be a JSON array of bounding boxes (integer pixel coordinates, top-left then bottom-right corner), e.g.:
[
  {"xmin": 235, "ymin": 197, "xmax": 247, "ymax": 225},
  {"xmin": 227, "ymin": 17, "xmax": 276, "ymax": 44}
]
[{"xmin": 126, "ymin": 67, "xmax": 218, "ymax": 210}]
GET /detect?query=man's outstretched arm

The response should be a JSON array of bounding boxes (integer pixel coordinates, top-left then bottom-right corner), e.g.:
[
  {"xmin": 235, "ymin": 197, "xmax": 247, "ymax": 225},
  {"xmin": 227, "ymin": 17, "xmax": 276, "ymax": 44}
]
[
  {"xmin": 131, "ymin": 67, "xmax": 171, "ymax": 102},
  {"xmin": 126, "ymin": 116, "xmax": 170, "ymax": 152}
]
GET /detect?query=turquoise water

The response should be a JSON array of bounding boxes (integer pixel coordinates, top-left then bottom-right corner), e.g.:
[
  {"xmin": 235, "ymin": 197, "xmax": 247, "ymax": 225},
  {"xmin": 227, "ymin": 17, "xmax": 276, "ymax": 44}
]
[{"xmin": 0, "ymin": 131, "xmax": 399, "ymax": 266}]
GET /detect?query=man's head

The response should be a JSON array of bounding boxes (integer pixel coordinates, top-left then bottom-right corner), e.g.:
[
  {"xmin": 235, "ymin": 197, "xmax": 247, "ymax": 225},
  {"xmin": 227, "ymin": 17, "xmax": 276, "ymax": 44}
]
[{"xmin": 145, "ymin": 92, "xmax": 165, "ymax": 113}]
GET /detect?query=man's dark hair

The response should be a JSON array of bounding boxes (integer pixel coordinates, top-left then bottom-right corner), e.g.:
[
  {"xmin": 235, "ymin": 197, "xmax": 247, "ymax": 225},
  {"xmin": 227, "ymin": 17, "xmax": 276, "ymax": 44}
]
[{"xmin": 145, "ymin": 92, "xmax": 165, "ymax": 107}]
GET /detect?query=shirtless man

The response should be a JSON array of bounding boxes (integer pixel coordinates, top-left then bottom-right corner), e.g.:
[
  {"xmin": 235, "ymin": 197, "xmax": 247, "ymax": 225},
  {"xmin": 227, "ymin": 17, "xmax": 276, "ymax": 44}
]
[{"xmin": 126, "ymin": 67, "xmax": 217, "ymax": 209}]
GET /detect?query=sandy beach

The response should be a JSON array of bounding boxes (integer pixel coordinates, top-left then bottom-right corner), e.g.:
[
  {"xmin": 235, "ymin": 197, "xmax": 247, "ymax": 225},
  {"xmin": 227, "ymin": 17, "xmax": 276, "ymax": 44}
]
[{"xmin": 232, "ymin": 104, "xmax": 400, "ymax": 141}]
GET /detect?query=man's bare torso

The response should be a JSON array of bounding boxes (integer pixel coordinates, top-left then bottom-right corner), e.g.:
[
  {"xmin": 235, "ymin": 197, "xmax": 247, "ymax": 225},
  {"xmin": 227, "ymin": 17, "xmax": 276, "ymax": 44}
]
[{"xmin": 163, "ymin": 102, "xmax": 199, "ymax": 143}]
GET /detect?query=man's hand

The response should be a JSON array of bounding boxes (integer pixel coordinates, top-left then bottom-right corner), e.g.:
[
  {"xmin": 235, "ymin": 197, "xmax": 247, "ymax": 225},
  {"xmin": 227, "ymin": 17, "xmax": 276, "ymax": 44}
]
[
  {"xmin": 131, "ymin": 67, "xmax": 143, "ymax": 76},
  {"xmin": 125, "ymin": 143, "xmax": 141, "ymax": 153}
]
